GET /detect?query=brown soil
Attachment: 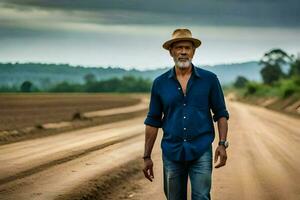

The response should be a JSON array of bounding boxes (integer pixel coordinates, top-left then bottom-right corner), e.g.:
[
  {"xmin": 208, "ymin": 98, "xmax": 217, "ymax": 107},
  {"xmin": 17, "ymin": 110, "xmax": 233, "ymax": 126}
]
[
  {"xmin": 0, "ymin": 109, "xmax": 147, "ymax": 145},
  {"xmin": 0, "ymin": 117, "xmax": 147, "ymax": 200},
  {"xmin": 0, "ymin": 93, "xmax": 148, "ymax": 145},
  {"xmin": 0, "ymin": 93, "xmax": 140, "ymax": 131},
  {"xmin": 232, "ymin": 92, "xmax": 300, "ymax": 118},
  {"xmin": 54, "ymin": 158, "xmax": 145, "ymax": 200}
]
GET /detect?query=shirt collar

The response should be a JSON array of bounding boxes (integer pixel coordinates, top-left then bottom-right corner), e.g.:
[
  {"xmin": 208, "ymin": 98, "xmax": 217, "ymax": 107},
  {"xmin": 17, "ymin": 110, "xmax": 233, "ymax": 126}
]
[{"xmin": 168, "ymin": 63, "xmax": 201, "ymax": 79}]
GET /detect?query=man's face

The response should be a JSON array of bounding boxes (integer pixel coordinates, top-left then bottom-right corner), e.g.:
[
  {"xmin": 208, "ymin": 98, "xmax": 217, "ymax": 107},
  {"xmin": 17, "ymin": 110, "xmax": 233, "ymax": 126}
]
[{"xmin": 169, "ymin": 41, "xmax": 195, "ymax": 69}]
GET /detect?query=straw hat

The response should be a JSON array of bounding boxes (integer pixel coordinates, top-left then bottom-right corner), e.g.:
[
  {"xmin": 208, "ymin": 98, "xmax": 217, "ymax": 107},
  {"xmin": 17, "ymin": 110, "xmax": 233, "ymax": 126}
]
[{"xmin": 162, "ymin": 28, "xmax": 202, "ymax": 50}]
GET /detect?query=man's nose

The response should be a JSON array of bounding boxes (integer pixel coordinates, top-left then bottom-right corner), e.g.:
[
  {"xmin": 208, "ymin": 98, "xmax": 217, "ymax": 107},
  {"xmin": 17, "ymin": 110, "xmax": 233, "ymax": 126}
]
[
  {"xmin": 180, "ymin": 48, "xmax": 188, "ymax": 55},
  {"xmin": 180, "ymin": 50, "xmax": 187, "ymax": 55}
]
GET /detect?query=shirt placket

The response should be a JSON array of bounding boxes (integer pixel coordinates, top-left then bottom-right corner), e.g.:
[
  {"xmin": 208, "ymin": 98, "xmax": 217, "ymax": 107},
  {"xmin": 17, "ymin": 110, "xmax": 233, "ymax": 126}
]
[{"xmin": 175, "ymin": 76, "xmax": 194, "ymax": 142}]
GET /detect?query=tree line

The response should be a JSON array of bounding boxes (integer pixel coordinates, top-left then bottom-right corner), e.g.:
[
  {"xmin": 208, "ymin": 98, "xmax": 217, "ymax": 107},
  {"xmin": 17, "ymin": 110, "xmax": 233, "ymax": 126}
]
[{"xmin": 0, "ymin": 75, "xmax": 152, "ymax": 93}]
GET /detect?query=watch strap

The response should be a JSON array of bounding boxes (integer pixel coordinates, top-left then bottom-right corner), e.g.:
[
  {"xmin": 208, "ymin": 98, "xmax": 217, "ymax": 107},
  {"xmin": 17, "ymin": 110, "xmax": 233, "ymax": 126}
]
[{"xmin": 218, "ymin": 140, "xmax": 228, "ymax": 148}]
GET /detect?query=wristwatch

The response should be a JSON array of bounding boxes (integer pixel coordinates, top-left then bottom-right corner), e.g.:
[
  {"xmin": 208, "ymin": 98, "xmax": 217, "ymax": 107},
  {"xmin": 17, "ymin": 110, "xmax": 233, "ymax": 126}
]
[{"xmin": 218, "ymin": 140, "xmax": 229, "ymax": 148}]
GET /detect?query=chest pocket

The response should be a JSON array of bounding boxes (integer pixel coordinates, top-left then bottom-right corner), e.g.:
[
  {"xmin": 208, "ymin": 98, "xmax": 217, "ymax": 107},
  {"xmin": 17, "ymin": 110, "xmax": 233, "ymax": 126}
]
[{"xmin": 189, "ymin": 89, "xmax": 209, "ymax": 109}]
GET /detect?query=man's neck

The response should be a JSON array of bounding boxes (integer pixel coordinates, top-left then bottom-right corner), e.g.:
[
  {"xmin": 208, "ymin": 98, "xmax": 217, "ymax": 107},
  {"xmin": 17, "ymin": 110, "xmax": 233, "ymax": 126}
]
[{"xmin": 175, "ymin": 64, "xmax": 193, "ymax": 78}]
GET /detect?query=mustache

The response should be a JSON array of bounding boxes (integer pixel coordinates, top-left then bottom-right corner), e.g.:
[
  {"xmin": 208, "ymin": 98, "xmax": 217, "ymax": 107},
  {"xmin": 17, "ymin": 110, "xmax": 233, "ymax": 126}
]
[{"xmin": 177, "ymin": 57, "xmax": 190, "ymax": 61}]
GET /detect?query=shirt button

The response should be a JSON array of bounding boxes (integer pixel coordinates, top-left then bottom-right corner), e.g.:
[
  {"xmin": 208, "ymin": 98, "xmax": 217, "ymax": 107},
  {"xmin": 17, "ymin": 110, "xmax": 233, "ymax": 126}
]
[
  {"xmin": 178, "ymin": 87, "xmax": 181, "ymax": 90},
  {"xmin": 183, "ymin": 103, "xmax": 186, "ymax": 106},
  {"xmin": 183, "ymin": 127, "xmax": 186, "ymax": 130},
  {"xmin": 183, "ymin": 116, "xmax": 186, "ymax": 119},
  {"xmin": 184, "ymin": 139, "xmax": 187, "ymax": 142}
]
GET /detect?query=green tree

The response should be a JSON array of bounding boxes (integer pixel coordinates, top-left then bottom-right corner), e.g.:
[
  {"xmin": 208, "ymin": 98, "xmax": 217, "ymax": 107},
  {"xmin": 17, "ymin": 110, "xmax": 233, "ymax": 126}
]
[
  {"xmin": 260, "ymin": 64, "xmax": 284, "ymax": 85},
  {"xmin": 289, "ymin": 58, "xmax": 300, "ymax": 77},
  {"xmin": 260, "ymin": 48, "xmax": 292, "ymax": 67},
  {"xmin": 49, "ymin": 81, "xmax": 84, "ymax": 92},
  {"xmin": 20, "ymin": 81, "xmax": 33, "ymax": 92},
  {"xmin": 84, "ymin": 73, "xmax": 96, "ymax": 84},
  {"xmin": 84, "ymin": 76, "xmax": 151, "ymax": 93},
  {"xmin": 259, "ymin": 49, "xmax": 292, "ymax": 85},
  {"xmin": 234, "ymin": 76, "xmax": 249, "ymax": 88}
]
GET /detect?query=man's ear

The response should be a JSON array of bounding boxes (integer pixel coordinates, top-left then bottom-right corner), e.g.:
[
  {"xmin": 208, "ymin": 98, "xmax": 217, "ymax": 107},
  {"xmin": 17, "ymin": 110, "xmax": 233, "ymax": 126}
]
[
  {"xmin": 191, "ymin": 48, "xmax": 196, "ymax": 57},
  {"xmin": 169, "ymin": 49, "xmax": 173, "ymax": 57}
]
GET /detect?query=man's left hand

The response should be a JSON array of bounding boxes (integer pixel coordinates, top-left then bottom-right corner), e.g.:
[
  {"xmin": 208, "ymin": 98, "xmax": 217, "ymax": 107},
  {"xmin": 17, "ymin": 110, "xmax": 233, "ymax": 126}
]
[{"xmin": 214, "ymin": 145, "xmax": 227, "ymax": 168}]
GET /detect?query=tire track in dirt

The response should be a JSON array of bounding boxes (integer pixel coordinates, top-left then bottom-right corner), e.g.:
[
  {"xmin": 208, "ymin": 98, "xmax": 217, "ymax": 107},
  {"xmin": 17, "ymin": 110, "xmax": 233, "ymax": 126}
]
[
  {"xmin": 0, "ymin": 117, "xmax": 145, "ymax": 186},
  {"xmin": 0, "ymin": 135, "xmax": 145, "ymax": 200},
  {"xmin": 0, "ymin": 131, "xmax": 142, "ymax": 186}
]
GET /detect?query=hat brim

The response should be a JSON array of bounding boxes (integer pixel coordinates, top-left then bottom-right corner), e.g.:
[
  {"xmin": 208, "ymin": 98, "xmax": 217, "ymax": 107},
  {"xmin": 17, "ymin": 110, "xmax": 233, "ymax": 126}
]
[{"xmin": 162, "ymin": 37, "xmax": 201, "ymax": 50}]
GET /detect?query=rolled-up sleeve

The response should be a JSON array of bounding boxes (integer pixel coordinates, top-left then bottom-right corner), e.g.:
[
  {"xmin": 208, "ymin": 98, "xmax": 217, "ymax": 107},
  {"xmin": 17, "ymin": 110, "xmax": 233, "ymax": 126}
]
[
  {"xmin": 209, "ymin": 75, "xmax": 229, "ymax": 122},
  {"xmin": 144, "ymin": 79, "xmax": 163, "ymax": 127}
]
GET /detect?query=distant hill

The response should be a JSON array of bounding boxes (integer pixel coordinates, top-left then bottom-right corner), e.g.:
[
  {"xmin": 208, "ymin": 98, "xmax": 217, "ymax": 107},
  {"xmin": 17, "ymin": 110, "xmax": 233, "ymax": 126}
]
[
  {"xmin": 0, "ymin": 61, "xmax": 262, "ymax": 89},
  {"xmin": 205, "ymin": 61, "xmax": 263, "ymax": 84}
]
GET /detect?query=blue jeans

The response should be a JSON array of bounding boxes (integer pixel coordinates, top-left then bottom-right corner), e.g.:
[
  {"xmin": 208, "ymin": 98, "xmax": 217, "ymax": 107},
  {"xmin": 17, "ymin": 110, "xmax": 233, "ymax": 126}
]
[{"xmin": 162, "ymin": 145, "xmax": 212, "ymax": 200}]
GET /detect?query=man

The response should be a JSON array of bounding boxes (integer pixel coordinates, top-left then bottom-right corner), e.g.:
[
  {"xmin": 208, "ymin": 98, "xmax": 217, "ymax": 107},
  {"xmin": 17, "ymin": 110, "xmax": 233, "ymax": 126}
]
[{"xmin": 142, "ymin": 28, "xmax": 229, "ymax": 200}]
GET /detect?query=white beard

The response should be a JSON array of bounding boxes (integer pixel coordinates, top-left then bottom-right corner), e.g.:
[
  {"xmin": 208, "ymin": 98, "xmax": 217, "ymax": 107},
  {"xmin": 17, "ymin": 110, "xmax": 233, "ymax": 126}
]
[{"xmin": 174, "ymin": 58, "xmax": 192, "ymax": 69}]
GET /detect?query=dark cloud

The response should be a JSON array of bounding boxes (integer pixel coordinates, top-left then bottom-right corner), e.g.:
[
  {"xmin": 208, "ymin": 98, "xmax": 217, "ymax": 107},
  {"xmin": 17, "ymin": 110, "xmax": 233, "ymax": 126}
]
[{"xmin": 0, "ymin": 0, "xmax": 299, "ymax": 27}]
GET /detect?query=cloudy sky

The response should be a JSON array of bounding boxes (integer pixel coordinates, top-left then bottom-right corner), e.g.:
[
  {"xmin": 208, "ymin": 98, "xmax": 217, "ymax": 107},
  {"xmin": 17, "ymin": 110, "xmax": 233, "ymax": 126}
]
[{"xmin": 0, "ymin": 0, "xmax": 299, "ymax": 69}]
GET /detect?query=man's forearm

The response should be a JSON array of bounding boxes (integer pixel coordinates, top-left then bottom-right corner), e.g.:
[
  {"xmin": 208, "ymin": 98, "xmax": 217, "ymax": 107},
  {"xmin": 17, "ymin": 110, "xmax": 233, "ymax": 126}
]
[
  {"xmin": 217, "ymin": 117, "xmax": 228, "ymax": 141},
  {"xmin": 143, "ymin": 125, "xmax": 159, "ymax": 158}
]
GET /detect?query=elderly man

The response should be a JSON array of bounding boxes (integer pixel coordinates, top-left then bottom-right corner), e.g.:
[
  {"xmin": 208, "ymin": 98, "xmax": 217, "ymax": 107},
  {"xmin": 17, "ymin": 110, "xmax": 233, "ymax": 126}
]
[{"xmin": 142, "ymin": 28, "xmax": 229, "ymax": 200}]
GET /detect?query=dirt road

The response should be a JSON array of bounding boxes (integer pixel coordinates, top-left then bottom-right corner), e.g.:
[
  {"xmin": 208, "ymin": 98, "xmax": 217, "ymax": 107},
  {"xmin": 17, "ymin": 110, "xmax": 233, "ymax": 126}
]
[
  {"xmin": 0, "ymin": 99, "xmax": 299, "ymax": 200},
  {"xmin": 134, "ymin": 100, "xmax": 300, "ymax": 200},
  {"xmin": 211, "ymin": 100, "xmax": 300, "ymax": 200}
]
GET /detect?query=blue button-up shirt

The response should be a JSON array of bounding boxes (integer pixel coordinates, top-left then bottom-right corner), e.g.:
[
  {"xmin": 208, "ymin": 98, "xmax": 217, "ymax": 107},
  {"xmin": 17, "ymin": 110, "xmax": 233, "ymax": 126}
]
[{"xmin": 144, "ymin": 64, "xmax": 229, "ymax": 161}]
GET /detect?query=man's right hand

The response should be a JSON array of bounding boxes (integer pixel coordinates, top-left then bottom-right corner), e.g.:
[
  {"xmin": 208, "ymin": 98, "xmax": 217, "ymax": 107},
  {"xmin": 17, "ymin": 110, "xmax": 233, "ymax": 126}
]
[{"xmin": 143, "ymin": 158, "xmax": 154, "ymax": 182}]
